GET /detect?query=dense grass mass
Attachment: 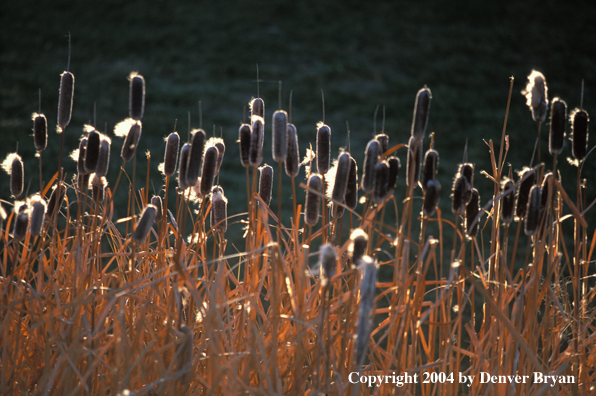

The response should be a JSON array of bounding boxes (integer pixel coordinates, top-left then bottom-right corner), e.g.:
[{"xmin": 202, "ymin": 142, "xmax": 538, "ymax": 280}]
[{"xmin": 1, "ymin": 1, "xmax": 596, "ymax": 395}]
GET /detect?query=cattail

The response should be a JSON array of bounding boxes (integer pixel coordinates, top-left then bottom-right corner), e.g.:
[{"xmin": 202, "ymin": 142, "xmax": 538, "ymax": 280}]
[
  {"xmin": 570, "ymin": 108, "xmax": 589, "ymax": 162},
  {"xmin": 33, "ymin": 113, "xmax": 47, "ymax": 151},
  {"xmin": 316, "ymin": 123, "xmax": 331, "ymax": 174},
  {"xmin": 132, "ymin": 204, "xmax": 157, "ymax": 244},
  {"xmin": 386, "ymin": 156, "xmax": 400, "ymax": 196},
  {"xmin": 121, "ymin": 121, "xmax": 142, "ymax": 162},
  {"xmin": 423, "ymin": 179, "xmax": 441, "ymax": 217},
  {"xmin": 45, "ymin": 183, "xmax": 65, "ymax": 220},
  {"xmin": 319, "ymin": 243, "xmax": 337, "ymax": 285},
  {"xmin": 212, "ymin": 185, "xmax": 224, "ymax": 195},
  {"xmin": 178, "ymin": 143, "xmax": 191, "ymax": 190},
  {"xmin": 2, "ymin": 153, "xmax": 24, "ymax": 198},
  {"xmin": 500, "ymin": 179, "xmax": 515, "ymax": 224},
  {"xmin": 57, "ymin": 71, "xmax": 74, "ymax": 131},
  {"xmin": 375, "ymin": 133, "xmax": 389, "ymax": 154},
  {"xmin": 422, "ymin": 149, "xmax": 439, "ymax": 191},
  {"xmin": 77, "ymin": 138, "xmax": 88, "ymax": 175},
  {"xmin": 285, "ymin": 123, "xmax": 300, "ymax": 177},
  {"xmin": 272, "ymin": 110, "xmax": 288, "ymax": 162},
  {"xmin": 349, "ymin": 229, "xmax": 368, "ymax": 263},
  {"xmin": 84, "ymin": 129, "xmax": 101, "ymax": 173},
  {"xmin": 354, "ymin": 255, "xmax": 378, "ymax": 366},
  {"xmin": 373, "ymin": 160, "xmax": 390, "ymax": 204},
  {"xmin": 524, "ymin": 186, "xmax": 542, "ymax": 236},
  {"xmin": 258, "ymin": 164, "xmax": 274, "ymax": 206},
  {"xmin": 95, "ymin": 136, "xmax": 111, "ymax": 177},
  {"xmin": 331, "ymin": 152, "xmax": 350, "ymax": 205},
  {"xmin": 362, "ymin": 139, "xmax": 380, "ymax": 193},
  {"xmin": 211, "ymin": 189, "xmax": 228, "ymax": 232},
  {"xmin": 465, "ymin": 188, "xmax": 480, "ymax": 238},
  {"xmin": 177, "ymin": 325, "xmax": 194, "ymax": 387},
  {"xmin": 451, "ymin": 175, "xmax": 468, "ymax": 215},
  {"xmin": 516, "ymin": 168, "xmax": 535, "ymax": 220},
  {"xmin": 345, "ymin": 155, "xmax": 358, "ymax": 210},
  {"xmin": 249, "ymin": 116, "xmax": 264, "ymax": 167},
  {"xmin": 187, "ymin": 129, "xmax": 206, "ymax": 186},
  {"xmin": 458, "ymin": 163, "xmax": 474, "ymax": 189},
  {"xmin": 129, "ymin": 73, "xmax": 145, "ymax": 121},
  {"xmin": 151, "ymin": 195, "xmax": 163, "ymax": 223},
  {"xmin": 549, "ymin": 98, "xmax": 567, "ymax": 155},
  {"xmin": 250, "ymin": 98, "xmax": 265, "ymax": 119},
  {"xmin": 239, "ymin": 123, "xmax": 251, "ymax": 168},
  {"xmin": 91, "ymin": 174, "xmax": 107, "ymax": 204},
  {"xmin": 163, "ymin": 132, "xmax": 180, "ymax": 177},
  {"xmin": 406, "ymin": 136, "xmax": 422, "ymax": 188},
  {"xmin": 199, "ymin": 146, "xmax": 218, "ymax": 195},
  {"xmin": 204, "ymin": 137, "xmax": 225, "ymax": 176},
  {"xmin": 411, "ymin": 87, "xmax": 432, "ymax": 139},
  {"xmin": 523, "ymin": 70, "xmax": 548, "ymax": 123},
  {"xmin": 13, "ymin": 204, "xmax": 29, "ymax": 242},
  {"xmin": 29, "ymin": 195, "xmax": 47, "ymax": 236},
  {"xmin": 540, "ymin": 172, "xmax": 553, "ymax": 216},
  {"xmin": 77, "ymin": 173, "xmax": 90, "ymax": 192},
  {"xmin": 304, "ymin": 174, "xmax": 322, "ymax": 226}
]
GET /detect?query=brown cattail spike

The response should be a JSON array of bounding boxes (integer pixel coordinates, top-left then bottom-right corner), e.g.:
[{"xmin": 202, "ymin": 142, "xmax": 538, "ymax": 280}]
[
  {"xmin": 386, "ymin": 156, "xmax": 400, "ymax": 197},
  {"xmin": 458, "ymin": 163, "xmax": 474, "ymax": 189},
  {"xmin": 304, "ymin": 174, "xmax": 322, "ymax": 226},
  {"xmin": 95, "ymin": 137, "xmax": 111, "ymax": 177},
  {"xmin": 211, "ymin": 190, "xmax": 228, "ymax": 232},
  {"xmin": 239, "ymin": 124, "xmax": 251, "ymax": 168},
  {"xmin": 523, "ymin": 70, "xmax": 548, "ymax": 123},
  {"xmin": 163, "ymin": 132, "xmax": 180, "ymax": 177},
  {"xmin": 500, "ymin": 179, "xmax": 515, "ymax": 224},
  {"xmin": 30, "ymin": 196, "xmax": 47, "ymax": 237},
  {"xmin": 151, "ymin": 195, "xmax": 163, "ymax": 223},
  {"xmin": 199, "ymin": 146, "xmax": 218, "ymax": 195},
  {"xmin": 178, "ymin": 143, "xmax": 191, "ymax": 190},
  {"xmin": 516, "ymin": 168, "xmax": 535, "ymax": 220},
  {"xmin": 258, "ymin": 164, "xmax": 274, "ymax": 206},
  {"xmin": 284, "ymin": 123, "xmax": 300, "ymax": 177},
  {"xmin": 375, "ymin": 134, "xmax": 389, "ymax": 154},
  {"xmin": 272, "ymin": 110, "xmax": 288, "ymax": 162},
  {"xmin": 373, "ymin": 161, "xmax": 390, "ymax": 204},
  {"xmin": 362, "ymin": 139, "xmax": 380, "ymax": 193},
  {"xmin": 319, "ymin": 243, "xmax": 337, "ymax": 285},
  {"xmin": 13, "ymin": 205, "xmax": 29, "ymax": 242},
  {"xmin": 411, "ymin": 87, "xmax": 432, "ymax": 139},
  {"xmin": 85, "ymin": 130, "xmax": 101, "ymax": 173},
  {"xmin": 570, "ymin": 108, "xmax": 589, "ymax": 162},
  {"xmin": 406, "ymin": 137, "xmax": 422, "ymax": 188},
  {"xmin": 422, "ymin": 149, "xmax": 439, "ymax": 191},
  {"xmin": 121, "ymin": 122, "xmax": 142, "ymax": 162},
  {"xmin": 45, "ymin": 183, "xmax": 65, "ymax": 220},
  {"xmin": 33, "ymin": 113, "xmax": 48, "ymax": 151},
  {"xmin": 349, "ymin": 229, "xmax": 368, "ymax": 264},
  {"xmin": 129, "ymin": 73, "xmax": 145, "ymax": 121},
  {"xmin": 316, "ymin": 123, "xmax": 331, "ymax": 175},
  {"xmin": 465, "ymin": 188, "xmax": 480, "ymax": 238},
  {"xmin": 540, "ymin": 172, "xmax": 553, "ymax": 216},
  {"xmin": 57, "ymin": 71, "xmax": 74, "ymax": 131},
  {"xmin": 250, "ymin": 98, "xmax": 265, "ymax": 119},
  {"xmin": 423, "ymin": 179, "xmax": 441, "ymax": 217},
  {"xmin": 549, "ymin": 98, "xmax": 567, "ymax": 155},
  {"xmin": 132, "ymin": 204, "xmax": 157, "ymax": 244},
  {"xmin": 451, "ymin": 175, "xmax": 468, "ymax": 215},
  {"xmin": 345, "ymin": 155, "xmax": 358, "ymax": 210},
  {"xmin": 213, "ymin": 138, "xmax": 225, "ymax": 175},
  {"xmin": 249, "ymin": 116, "xmax": 264, "ymax": 167},
  {"xmin": 331, "ymin": 152, "xmax": 350, "ymax": 206},
  {"xmin": 4, "ymin": 154, "xmax": 24, "ymax": 198},
  {"xmin": 91, "ymin": 174, "xmax": 107, "ymax": 204},
  {"xmin": 524, "ymin": 185, "xmax": 542, "ymax": 236},
  {"xmin": 77, "ymin": 138, "xmax": 88, "ymax": 175},
  {"xmin": 187, "ymin": 129, "xmax": 206, "ymax": 186}
]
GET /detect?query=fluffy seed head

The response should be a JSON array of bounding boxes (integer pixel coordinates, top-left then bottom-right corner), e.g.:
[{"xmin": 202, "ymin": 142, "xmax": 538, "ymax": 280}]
[
  {"xmin": 516, "ymin": 168, "xmax": 535, "ymax": 220},
  {"xmin": 349, "ymin": 228, "xmax": 368, "ymax": 263},
  {"xmin": 284, "ymin": 123, "xmax": 300, "ymax": 177},
  {"xmin": 345, "ymin": 155, "xmax": 359, "ymax": 210},
  {"xmin": 199, "ymin": 146, "xmax": 218, "ymax": 195},
  {"xmin": 375, "ymin": 134, "xmax": 389, "ymax": 154},
  {"xmin": 249, "ymin": 116, "xmax": 264, "ymax": 167},
  {"xmin": 411, "ymin": 87, "xmax": 432, "ymax": 139},
  {"xmin": 163, "ymin": 132, "xmax": 180, "ymax": 177},
  {"xmin": 422, "ymin": 149, "xmax": 439, "ymax": 191},
  {"xmin": 211, "ymin": 190, "xmax": 228, "ymax": 232},
  {"xmin": 121, "ymin": 121, "xmax": 142, "ymax": 162},
  {"xmin": 129, "ymin": 73, "xmax": 145, "ymax": 121},
  {"xmin": 316, "ymin": 123, "xmax": 331, "ymax": 174},
  {"xmin": 465, "ymin": 188, "xmax": 480, "ymax": 238},
  {"xmin": 362, "ymin": 139, "xmax": 380, "ymax": 193},
  {"xmin": 2, "ymin": 153, "xmax": 24, "ymax": 198},
  {"xmin": 272, "ymin": 110, "xmax": 288, "ymax": 162},
  {"xmin": 132, "ymin": 204, "xmax": 157, "ymax": 244},
  {"xmin": 57, "ymin": 71, "xmax": 74, "ymax": 131},
  {"xmin": 524, "ymin": 185, "xmax": 542, "ymax": 236},
  {"xmin": 258, "ymin": 164, "xmax": 274, "ymax": 206},
  {"xmin": 238, "ymin": 124, "xmax": 251, "ymax": 168},
  {"xmin": 570, "ymin": 108, "xmax": 589, "ymax": 162},
  {"xmin": 451, "ymin": 175, "xmax": 468, "ymax": 215},
  {"xmin": 386, "ymin": 156, "xmax": 400, "ymax": 196},
  {"xmin": 523, "ymin": 70, "xmax": 548, "ymax": 123},
  {"xmin": 549, "ymin": 98, "xmax": 567, "ymax": 155},
  {"xmin": 32, "ymin": 113, "xmax": 47, "ymax": 151},
  {"xmin": 373, "ymin": 160, "xmax": 390, "ymax": 204},
  {"xmin": 406, "ymin": 137, "xmax": 422, "ymax": 188},
  {"xmin": 95, "ymin": 136, "xmax": 111, "ymax": 177},
  {"xmin": 304, "ymin": 174, "xmax": 322, "ymax": 226},
  {"xmin": 187, "ymin": 129, "xmax": 206, "ymax": 186},
  {"xmin": 250, "ymin": 98, "xmax": 265, "ymax": 119},
  {"xmin": 319, "ymin": 243, "xmax": 337, "ymax": 284},
  {"xmin": 423, "ymin": 179, "xmax": 441, "ymax": 217},
  {"xmin": 29, "ymin": 195, "xmax": 47, "ymax": 237},
  {"xmin": 151, "ymin": 195, "xmax": 163, "ymax": 223},
  {"xmin": 500, "ymin": 179, "xmax": 515, "ymax": 224},
  {"xmin": 178, "ymin": 143, "xmax": 192, "ymax": 190}
]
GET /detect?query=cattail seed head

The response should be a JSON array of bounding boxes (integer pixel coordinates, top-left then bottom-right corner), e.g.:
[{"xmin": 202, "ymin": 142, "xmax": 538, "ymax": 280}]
[
  {"xmin": 373, "ymin": 160, "xmax": 390, "ymax": 204},
  {"xmin": 406, "ymin": 137, "xmax": 422, "ymax": 188},
  {"xmin": 95, "ymin": 136, "xmax": 111, "ymax": 177},
  {"xmin": 187, "ymin": 129, "xmax": 206, "ymax": 186},
  {"xmin": 132, "ymin": 204, "xmax": 157, "ymax": 244},
  {"xmin": 349, "ymin": 228, "xmax": 368, "ymax": 264},
  {"xmin": 91, "ymin": 174, "xmax": 107, "ymax": 204},
  {"xmin": 151, "ymin": 195, "xmax": 163, "ymax": 223},
  {"xmin": 319, "ymin": 243, "xmax": 337, "ymax": 285},
  {"xmin": 451, "ymin": 175, "xmax": 468, "ymax": 215},
  {"xmin": 29, "ymin": 195, "xmax": 47, "ymax": 237},
  {"xmin": 411, "ymin": 87, "xmax": 432, "ymax": 139},
  {"xmin": 516, "ymin": 168, "xmax": 535, "ymax": 220},
  {"xmin": 423, "ymin": 179, "xmax": 441, "ymax": 217},
  {"xmin": 386, "ymin": 156, "xmax": 400, "ymax": 196},
  {"xmin": 422, "ymin": 149, "xmax": 439, "ymax": 191},
  {"xmin": 32, "ymin": 113, "xmax": 47, "ymax": 151},
  {"xmin": 249, "ymin": 116, "xmax": 264, "ymax": 167},
  {"xmin": 121, "ymin": 121, "xmax": 142, "ymax": 162},
  {"xmin": 549, "ymin": 98, "xmax": 567, "ymax": 155},
  {"xmin": 208, "ymin": 137, "xmax": 225, "ymax": 175},
  {"xmin": 284, "ymin": 123, "xmax": 300, "ymax": 177},
  {"xmin": 45, "ymin": 183, "xmax": 65, "ymax": 220},
  {"xmin": 2, "ymin": 153, "xmax": 24, "ymax": 198},
  {"xmin": 258, "ymin": 164, "xmax": 274, "ymax": 206},
  {"xmin": 316, "ymin": 123, "xmax": 331, "ymax": 174},
  {"xmin": 178, "ymin": 143, "xmax": 191, "ymax": 190},
  {"xmin": 57, "ymin": 71, "xmax": 74, "ymax": 131},
  {"xmin": 540, "ymin": 172, "xmax": 553, "ymax": 216},
  {"xmin": 355, "ymin": 255, "xmax": 378, "ymax": 366},
  {"xmin": 199, "ymin": 146, "xmax": 218, "ymax": 195},
  {"xmin": 465, "ymin": 188, "xmax": 480, "ymax": 238},
  {"xmin": 304, "ymin": 174, "xmax": 322, "ymax": 226},
  {"xmin": 129, "ymin": 73, "xmax": 145, "ymax": 121},
  {"xmin": 458, "ymin": 163, "xmax": 474, "ymax": 189},
  {"xmin": 211, "ymin": 189, "xmax": 228, "ymax": 232},
  {"xmin": 250, "ymin": 97, "xmax": 265, "ymax": 119},
  {"xmin": 523, "ymin": 70, "xmax": 548, "ymax": 123},
  {"xmin": 13, "ymin": 204, "xmax": 29, "ymax": 242},
  {"xmin": 524, "ymin": 185, "xmax": 542, "ymax": 236},
  {"xmin": 570, "ymin": 108, "xmax": 589, "ymax": 162},
  {"xmin": 163, "ymin": 132, "xmax": 180, "ymax": 177},
  {"xmin": 239, "ymin": 123, "xmax": 251, "ymax": 168},
  {"xmin": 331, "ymin": 152, "xmax": 351, "ymax": 205},
  {"xmin": 272, "ymin": 110, "xmax": 288, "ymax": 162},
  {"xmin": 85, "ymin": 129, "xmax": 101, "ymax": 173},
  {"xmin": 375, "ymin": 133, "xmax": 389, "ymax": 154},
  {"xmin": 500, "ymin": 179, "xmax": 515, "ymax": 224},
  {"xmin": 345, "ymin": 155, "xmax": 358, "ymax": 210},
  {"xmin": 77, "ymin": 138, "xmax": 88, "ymax": 175},
  {"xmin": 362, "ymin": 139, "xmax": 380, "ymax": 193}
]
